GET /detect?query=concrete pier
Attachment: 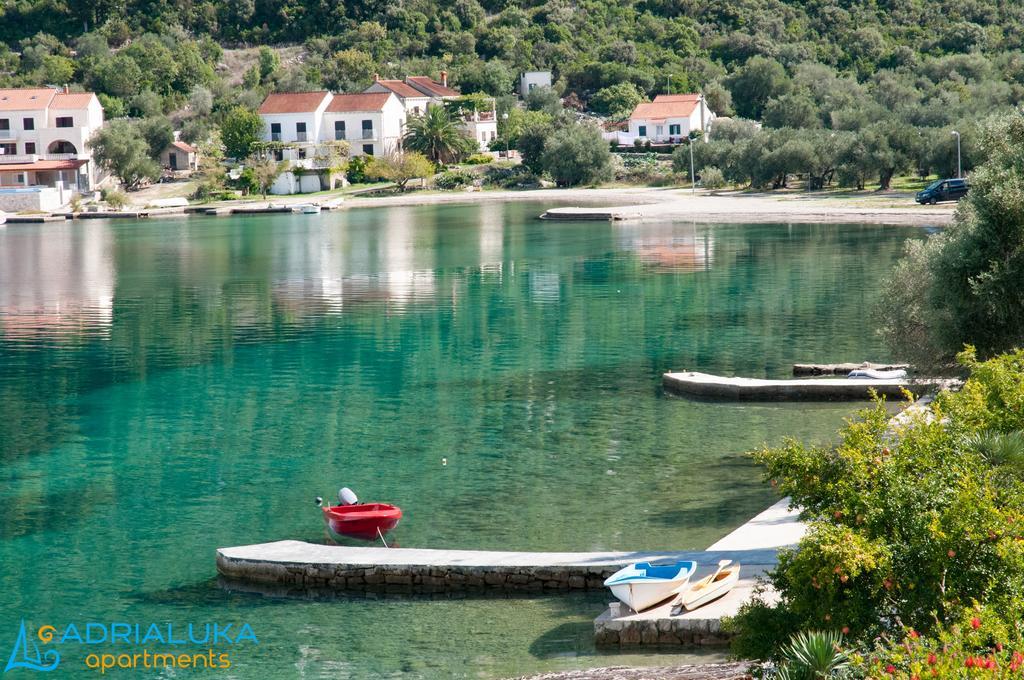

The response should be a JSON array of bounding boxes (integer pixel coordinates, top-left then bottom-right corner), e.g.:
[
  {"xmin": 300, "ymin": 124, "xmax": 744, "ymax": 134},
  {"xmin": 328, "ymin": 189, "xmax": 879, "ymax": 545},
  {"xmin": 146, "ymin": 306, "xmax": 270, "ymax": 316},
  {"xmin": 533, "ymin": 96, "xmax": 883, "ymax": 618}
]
[
  {"xmin": 592, "ymin": 499, "xmax": 803, "ymax": 647},
  {"xmin": 216, "ymin": 541, "xmax": 778, "ymax": 593},
  {"xmin": 662, "ymin": 370, "xmax": 927, "ymax": 401},
  {"xmin": 540, "ymin": 207, "xmax": 639, "ymax": 221}
]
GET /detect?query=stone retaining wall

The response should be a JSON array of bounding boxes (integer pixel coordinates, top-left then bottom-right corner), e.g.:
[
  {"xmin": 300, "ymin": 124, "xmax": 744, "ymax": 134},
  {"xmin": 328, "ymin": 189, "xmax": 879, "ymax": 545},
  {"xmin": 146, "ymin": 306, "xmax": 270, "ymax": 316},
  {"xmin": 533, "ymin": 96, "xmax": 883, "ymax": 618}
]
[
  {"xmin": 216, "ymin": 553, "xmax": 617, "ymax": 592},
  {"xmin": 593, "ymin": 610, "xmax": 732, "ymax": 647}
]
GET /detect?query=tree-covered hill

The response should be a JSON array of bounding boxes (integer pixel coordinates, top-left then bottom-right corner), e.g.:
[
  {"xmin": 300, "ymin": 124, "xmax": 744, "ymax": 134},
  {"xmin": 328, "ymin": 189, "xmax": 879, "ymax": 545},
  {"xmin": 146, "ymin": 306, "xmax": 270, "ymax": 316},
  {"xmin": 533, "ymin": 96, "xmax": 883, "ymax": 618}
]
[{"xmin": 4, "ymin": 0, "xmax": 1023, "ymax": 186}]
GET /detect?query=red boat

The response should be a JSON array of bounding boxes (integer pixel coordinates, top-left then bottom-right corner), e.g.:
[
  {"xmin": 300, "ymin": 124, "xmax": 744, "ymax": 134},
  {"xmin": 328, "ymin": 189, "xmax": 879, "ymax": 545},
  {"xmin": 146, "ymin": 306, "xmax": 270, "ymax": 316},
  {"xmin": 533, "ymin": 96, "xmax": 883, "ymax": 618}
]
[{"xmin": 322, "ymin": 503, "xmax": 402, "ymax": 541}]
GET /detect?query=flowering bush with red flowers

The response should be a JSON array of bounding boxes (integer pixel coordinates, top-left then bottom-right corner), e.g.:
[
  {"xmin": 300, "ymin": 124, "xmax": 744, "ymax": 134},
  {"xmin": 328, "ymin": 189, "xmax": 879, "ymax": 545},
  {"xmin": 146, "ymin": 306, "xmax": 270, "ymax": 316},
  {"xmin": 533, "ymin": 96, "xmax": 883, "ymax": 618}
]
[
  {"xmin": 727, "ymin": 349, "xmax": 1024, "ymax": 661},
  {"xmin": 859, "ymin": 611, "xmax": 1024, "ymax": 679}
]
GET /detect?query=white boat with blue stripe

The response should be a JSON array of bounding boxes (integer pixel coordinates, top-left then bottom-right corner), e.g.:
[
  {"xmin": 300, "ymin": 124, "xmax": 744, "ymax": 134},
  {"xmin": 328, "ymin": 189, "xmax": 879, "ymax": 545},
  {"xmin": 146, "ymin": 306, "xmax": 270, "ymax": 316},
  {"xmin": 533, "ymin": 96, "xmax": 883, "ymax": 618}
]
[{"xmin": 603, "ymin": 560, "xmax": 697, "ymax": 612}]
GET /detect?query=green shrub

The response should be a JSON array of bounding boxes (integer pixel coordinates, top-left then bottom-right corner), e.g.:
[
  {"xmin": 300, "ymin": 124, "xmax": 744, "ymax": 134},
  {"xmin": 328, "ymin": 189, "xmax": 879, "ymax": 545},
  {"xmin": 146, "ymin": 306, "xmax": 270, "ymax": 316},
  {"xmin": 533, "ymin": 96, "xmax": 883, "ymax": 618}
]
[
  {"xmin": 463, "ymin": 153, "xmax": 493, "ymax": 165},
  {"xmin": 483, "ymin": 163, "xmax": 537, "ymax": 188},
  {"xmin": 700, "ymin": 166, "xmax": 727, "ymax": 189},
  {"xmin": 435, "ymin": 170, "xmax": 475, "ymax": 190},
  {"xmin": 729, "ymin": 349, "xmax": 1024, "ymax": 658},
  {"xmin": 347, "ymin": 155, "xmax": 371, "ymax": 184},
  {"xmin": 103, "ymin": 189, "xmax": 128, "ymax": 209}
]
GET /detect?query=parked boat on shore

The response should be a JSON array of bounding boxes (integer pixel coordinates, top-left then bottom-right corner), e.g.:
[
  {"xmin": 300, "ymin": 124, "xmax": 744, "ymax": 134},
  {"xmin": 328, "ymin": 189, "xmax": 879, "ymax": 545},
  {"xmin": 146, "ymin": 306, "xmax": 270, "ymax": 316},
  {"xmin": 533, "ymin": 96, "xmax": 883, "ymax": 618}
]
[
  {"xmin": 604, "ymin": 560, "xmax": 697, "ymax": 612},
  {"xmin": 678, "ymin": 562, "xmax": 741, "ymax": 611}
]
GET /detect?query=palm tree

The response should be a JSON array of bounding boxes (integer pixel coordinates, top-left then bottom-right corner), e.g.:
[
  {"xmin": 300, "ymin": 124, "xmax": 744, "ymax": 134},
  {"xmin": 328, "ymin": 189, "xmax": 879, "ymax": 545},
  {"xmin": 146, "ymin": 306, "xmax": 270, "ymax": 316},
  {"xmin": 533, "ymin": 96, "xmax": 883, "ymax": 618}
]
[{"xmin": 402, "ymin": 106, "xmax": 475, "ymax": 164}]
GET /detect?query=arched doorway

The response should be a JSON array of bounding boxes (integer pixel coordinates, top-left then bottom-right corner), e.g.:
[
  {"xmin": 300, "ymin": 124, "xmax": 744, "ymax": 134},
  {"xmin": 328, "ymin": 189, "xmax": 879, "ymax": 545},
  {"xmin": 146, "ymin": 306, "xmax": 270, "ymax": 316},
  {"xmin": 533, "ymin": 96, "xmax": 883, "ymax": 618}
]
[{"xmin": 47, "ymin": 140, "xmax": 77, "ymax": 155}]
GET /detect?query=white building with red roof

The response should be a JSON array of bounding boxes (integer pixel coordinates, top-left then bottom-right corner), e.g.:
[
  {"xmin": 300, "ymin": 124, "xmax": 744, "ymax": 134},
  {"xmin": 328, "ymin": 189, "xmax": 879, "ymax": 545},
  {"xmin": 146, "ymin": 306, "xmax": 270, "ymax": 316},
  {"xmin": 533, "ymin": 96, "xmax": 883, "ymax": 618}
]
[
  {"xmin": 0, "ymin": 86, "xmax": 104, "ymax": 206},
  {"xmin": 366, "ymin": 72, "xmax": 497, "ymax": 152},
  {"xmin": 624, "ymin": 94, "xmax": 715, "ymax": 145},
  {"xmin": 256, "ymin": 90, "xmax": 406, "ymax": 194}
]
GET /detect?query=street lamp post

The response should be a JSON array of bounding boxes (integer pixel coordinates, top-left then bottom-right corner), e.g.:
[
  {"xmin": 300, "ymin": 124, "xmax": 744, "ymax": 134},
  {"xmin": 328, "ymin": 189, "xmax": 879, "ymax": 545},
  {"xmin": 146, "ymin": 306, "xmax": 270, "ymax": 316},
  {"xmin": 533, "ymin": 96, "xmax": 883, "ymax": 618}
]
[
  {"xmin": 666, "ymin": 74, "xmax": 672, "ymax": 95},
  {"xmin": 951, "ymin": 130, "xmax": 962, "ymax": 178},
  {"xmin": 502, "ymin": 112, "xmax": 509, "ymax": 160},
  {"xmin": 687, "ymin": 137, "xmax": 695, "ymax": 194}
]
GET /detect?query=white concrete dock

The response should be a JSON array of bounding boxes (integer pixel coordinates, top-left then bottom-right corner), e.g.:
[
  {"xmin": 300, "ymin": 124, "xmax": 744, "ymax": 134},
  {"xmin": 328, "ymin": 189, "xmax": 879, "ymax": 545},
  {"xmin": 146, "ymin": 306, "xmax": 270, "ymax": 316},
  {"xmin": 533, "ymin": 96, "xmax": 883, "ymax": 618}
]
[
  {"xmin": 593, "ymin": 499, "xmax": 803, "ymax": 646},
  {"xmin": 217, "ymin": 540, "xmax": 781, "ymax": 592},
  {"xmin": 663, "ymin": 370, "xmax": 926, "ymax": 401}
]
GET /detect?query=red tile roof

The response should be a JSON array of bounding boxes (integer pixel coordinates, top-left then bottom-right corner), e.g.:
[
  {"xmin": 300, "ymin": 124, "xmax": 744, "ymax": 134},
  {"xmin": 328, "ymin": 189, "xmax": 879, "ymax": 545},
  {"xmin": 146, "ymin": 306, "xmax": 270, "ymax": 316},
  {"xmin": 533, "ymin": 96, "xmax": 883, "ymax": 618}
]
[
  {"xmin": 0, "ymin": 88, "xmax": 57, "ymax": 111},
  {"xmin": 52, "ymin": 92, "xmax": 96, "ymax": 109},
  {"xmin": 0, "ymin": 159, "xmax": 88, "ymax": 171},
  {"xmin": 258, "ymin": 91, "xmax": 331, "ymax": 114},
  {"xmin": 326, "ymin": 92, "xmax": 392, "ymax": 113},
  {"xmin": 630, "ymin": 94, "xmax": 702, "ymax": 121},
  {"xmin": 373, "ymin": 79, "xmax": 428, "ymax": 99},
  {"xmin": 406, "ymin": 76, "xmax": 460, "ymax": 98},
  {"xmin": 172, "ymin": 140, "xmax": 197, "ymax": 153}
]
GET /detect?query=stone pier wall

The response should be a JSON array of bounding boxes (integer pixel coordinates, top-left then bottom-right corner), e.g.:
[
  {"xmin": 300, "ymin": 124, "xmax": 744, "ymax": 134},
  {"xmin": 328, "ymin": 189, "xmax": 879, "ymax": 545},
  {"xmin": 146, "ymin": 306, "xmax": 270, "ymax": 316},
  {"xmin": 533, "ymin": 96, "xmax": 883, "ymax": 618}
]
[
  {"xmin": 593, "ymin": 610, "xmax": 732, "ymax": 647},
  {"xmin": 216, "ymin": 553, "xmax": 616, "ymax": 592}
]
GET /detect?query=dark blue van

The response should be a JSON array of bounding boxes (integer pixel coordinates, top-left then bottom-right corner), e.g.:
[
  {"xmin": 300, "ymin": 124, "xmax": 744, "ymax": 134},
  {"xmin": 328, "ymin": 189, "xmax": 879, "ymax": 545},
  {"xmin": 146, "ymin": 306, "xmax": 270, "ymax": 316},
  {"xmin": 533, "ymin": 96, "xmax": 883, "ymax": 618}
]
[{"xmin": 916, "ymin": 178, "xmax": 968, "ymax": 204}]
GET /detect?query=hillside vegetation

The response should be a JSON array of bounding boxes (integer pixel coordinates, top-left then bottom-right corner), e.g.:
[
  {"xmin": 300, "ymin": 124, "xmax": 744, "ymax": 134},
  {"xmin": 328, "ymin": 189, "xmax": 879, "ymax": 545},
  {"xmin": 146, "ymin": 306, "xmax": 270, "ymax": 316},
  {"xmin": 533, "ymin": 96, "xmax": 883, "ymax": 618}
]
[{"xmin": 4, "ymin": 0, "xmax": 1023, "ymax": 186}]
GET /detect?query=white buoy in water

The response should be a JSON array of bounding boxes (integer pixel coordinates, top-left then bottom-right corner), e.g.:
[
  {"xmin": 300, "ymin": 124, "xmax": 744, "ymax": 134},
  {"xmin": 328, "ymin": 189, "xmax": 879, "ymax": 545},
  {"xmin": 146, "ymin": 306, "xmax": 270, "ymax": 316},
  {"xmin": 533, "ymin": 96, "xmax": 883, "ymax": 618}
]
[{"xmin": 442, "ymin": 457, "xmax": 448, "ymax": 466}]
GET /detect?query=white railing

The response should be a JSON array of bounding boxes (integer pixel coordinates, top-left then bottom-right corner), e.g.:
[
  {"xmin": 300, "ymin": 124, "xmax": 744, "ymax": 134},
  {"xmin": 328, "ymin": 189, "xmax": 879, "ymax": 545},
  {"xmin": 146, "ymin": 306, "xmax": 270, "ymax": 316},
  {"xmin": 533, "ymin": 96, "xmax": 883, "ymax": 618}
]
[{"xmin": 0, "ymin": 153, "xmax": 79, "ymax": 164}]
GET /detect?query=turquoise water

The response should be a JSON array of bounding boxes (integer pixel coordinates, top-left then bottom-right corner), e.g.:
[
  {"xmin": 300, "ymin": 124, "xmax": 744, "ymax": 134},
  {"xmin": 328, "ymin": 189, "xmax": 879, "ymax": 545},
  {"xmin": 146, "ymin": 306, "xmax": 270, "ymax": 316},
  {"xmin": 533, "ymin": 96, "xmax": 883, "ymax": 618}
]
[{"xmin": 0, "ymin": 204, "xmax": 923, "ymax": 677}]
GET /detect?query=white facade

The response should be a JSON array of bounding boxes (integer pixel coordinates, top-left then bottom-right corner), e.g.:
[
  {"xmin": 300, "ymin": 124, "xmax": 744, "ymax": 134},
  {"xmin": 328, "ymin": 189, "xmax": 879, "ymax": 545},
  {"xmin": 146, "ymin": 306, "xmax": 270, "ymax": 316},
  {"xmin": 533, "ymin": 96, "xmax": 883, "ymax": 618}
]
[
  {"xmin": 322, "ymin": 93, "xmax": 406, "ymax": 158},
  {"xmin": 365, "ymin": 80, "xmax": 431, "ymax": 117},
  {"xmin": 520, "ymin": 71, "xmax": 553, "ymax": 98},
  {"xmin": 259, "ymin": 93, "xmax": 331, "ymax": 147},
  {"xmin": 463, "ymin": 114, "xmax": 498, "ymax": 151},
  {"xmin": 0, "ymin": 88, "xmax": 105, "ymax": 194},
  {"xmin": 621, "ymin": 94, "xmax": 716, "ymax": 146}
]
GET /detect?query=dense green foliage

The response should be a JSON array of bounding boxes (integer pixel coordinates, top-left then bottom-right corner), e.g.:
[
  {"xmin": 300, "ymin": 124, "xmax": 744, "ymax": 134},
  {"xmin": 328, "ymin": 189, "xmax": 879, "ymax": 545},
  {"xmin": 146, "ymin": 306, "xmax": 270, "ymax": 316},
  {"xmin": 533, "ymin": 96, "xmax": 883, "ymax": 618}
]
[
  {"xmin": 403, "ymin": 107, "xmax": 476, "ymax": 164},
  {"xmin": 221, "ymin": 107, "xmax": 265, "ymax": 160},
  {"xmin": 87, "ymin": 119, "xmax": 160, "ymax": 189},
  {"xmin": 5, "ymin": 0, "xmax": 1024, "ymax": 138},
  {"xmin": 729, "ymin": 348, "xmax": 1024, "ymax": 664},
  {"xmin": 877, "ymin": 114, "xmax": 1024, "ymax": 366},
  {"xmin": 540, "ymin": 124, "xmax": 614, "ymax": 186},
  {"xmin": 366, "ymin": 151, "xmax": 435, "ymax": 191}
]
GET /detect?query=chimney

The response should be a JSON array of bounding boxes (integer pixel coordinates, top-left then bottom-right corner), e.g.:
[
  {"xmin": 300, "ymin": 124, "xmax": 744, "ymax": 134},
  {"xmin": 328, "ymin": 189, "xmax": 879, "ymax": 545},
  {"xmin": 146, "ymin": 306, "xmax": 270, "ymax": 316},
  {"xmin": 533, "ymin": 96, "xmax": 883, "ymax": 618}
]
[
  {"xmin": 440, "ymin": 71, "xmax": 448, "ymax": 88},
  {"xmin": 64, "ymin": 84, "xmax": 69, "ymax": 94},
  {"xmin": 373, "ymin": 73, "xmax": 380, "ymax": 82}
]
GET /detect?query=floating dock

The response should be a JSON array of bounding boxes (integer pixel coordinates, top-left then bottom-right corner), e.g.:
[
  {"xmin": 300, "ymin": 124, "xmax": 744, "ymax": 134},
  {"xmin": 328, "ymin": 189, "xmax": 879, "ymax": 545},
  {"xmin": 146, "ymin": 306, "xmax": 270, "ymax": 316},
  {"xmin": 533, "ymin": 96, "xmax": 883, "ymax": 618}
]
[
  {"xmin": 792, "ymin": 362, "xmax": 910, "ymax": 376},
  {"xmin": 540, "ymin": 207, "xmax": 641, "ymax": 221},
  {"xmin": 662, "ymin": 370, "xmax": 926, "ymax": 401}
]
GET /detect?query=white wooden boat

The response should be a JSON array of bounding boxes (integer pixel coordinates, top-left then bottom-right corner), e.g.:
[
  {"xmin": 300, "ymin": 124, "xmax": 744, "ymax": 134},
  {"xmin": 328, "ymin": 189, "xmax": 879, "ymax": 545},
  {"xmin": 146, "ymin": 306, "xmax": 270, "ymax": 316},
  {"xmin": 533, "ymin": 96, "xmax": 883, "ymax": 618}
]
[
  {"xmin": 679, "ymin": 562, "xmax": 741, "ymax": 611},
  {"xmin": 0, "ymin": 210, "xmax": 6, "ymax": 225},
  {"xmin": 604, "ymin": 560, "xmax": 696, "ymax": 612},
  {"xmin": 295, "ymin": 204, "xmax": 321, "ymax": 214}
]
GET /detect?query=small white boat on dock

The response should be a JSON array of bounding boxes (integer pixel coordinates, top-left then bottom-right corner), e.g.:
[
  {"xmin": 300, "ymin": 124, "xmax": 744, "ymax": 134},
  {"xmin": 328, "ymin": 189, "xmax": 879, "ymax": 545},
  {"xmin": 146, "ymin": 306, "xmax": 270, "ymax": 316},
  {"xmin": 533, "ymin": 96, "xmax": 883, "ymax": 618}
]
[
  {"xmin": 604, "ymin": 560, "xmax": 697, "ymax": 612},
  {"xmin": 678, "ymin": 561, "xmax": 741, "ymax": 611},
  {"xmin": 295, "ymin": 204, "xmax": 322, "ymax": 214}
]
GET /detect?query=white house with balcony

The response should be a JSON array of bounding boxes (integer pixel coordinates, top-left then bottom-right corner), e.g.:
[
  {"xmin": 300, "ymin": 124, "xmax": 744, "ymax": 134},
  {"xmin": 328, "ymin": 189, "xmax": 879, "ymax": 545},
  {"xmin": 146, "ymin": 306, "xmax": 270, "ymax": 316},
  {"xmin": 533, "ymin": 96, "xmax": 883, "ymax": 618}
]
[
  {"xmin": 0, "ymin": 86, "xmax": 104, "ymax": 209},
  {"xmin": 364, "ymin": 74, "xmax": 497, "ymax": 151},
  {"xmin": 256, "ymin": 90, "xmax": 405, "ymax": 194},
  {"xmin": 615, "ymin": 94, "xmax": 715, "ymax": 146},
  {"xmin": 323, "ymin": 92, "xmax": 404, "ymax": 157},
  {"xmin": 365, "ymin": 78, "xmax": 432, "ymax": 117}
]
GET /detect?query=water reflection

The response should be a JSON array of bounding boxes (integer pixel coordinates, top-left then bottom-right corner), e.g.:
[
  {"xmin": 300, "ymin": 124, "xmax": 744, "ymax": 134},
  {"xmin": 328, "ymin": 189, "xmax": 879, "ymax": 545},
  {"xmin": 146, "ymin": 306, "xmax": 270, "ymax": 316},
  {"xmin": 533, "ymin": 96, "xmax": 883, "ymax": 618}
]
[
  {"xmin": 617, "ymin": 222, "xmax": 714, "ymax": 272},
  {"xmin": 0, "ymin": 221, "xmax": 114, "ymax": 340}
]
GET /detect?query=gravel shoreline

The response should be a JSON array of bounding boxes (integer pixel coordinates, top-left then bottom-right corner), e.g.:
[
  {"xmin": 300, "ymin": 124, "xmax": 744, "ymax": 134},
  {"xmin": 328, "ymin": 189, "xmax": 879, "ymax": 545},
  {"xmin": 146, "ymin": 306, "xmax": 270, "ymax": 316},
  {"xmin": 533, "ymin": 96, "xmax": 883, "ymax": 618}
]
[{"xmin": 511, "ymin": 661, "xmax": 754, "ymax": 680}]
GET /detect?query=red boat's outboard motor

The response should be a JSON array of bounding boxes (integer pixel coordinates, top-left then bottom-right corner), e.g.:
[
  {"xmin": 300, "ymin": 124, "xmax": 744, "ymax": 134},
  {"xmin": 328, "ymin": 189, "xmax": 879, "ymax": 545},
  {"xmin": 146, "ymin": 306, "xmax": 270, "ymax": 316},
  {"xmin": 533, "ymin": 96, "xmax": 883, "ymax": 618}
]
[{"xmin": 338, "ymin": 487, "xmax": 359, "ymax": 506}]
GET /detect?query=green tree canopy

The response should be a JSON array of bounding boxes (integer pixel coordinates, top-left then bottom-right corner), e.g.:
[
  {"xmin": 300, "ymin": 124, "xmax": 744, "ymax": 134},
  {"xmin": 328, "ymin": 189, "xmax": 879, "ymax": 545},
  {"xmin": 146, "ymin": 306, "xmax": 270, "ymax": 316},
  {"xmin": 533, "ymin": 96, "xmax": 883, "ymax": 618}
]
[
  {"xmin": 88, "ymin": 119, "xmax": 160, "ymax": 190},
  {"xmin": 541, "ymin": 124, "xmax": 613, "ymax": 186},
  {"xmin": 221, "ymin": 107, "xmax": 264, "ymax": 160}
]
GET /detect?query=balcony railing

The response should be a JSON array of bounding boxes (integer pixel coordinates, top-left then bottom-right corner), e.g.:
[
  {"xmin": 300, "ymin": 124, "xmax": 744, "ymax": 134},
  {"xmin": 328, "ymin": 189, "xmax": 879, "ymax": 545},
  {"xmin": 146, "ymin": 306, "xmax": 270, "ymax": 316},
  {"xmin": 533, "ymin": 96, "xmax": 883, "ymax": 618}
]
[
  {"xmin": 271, "ymin": 133, "xmax": 281, "ymax": 142},
  {"xmin": 0, "ymin": 153, "xmax": 80, "ymax": 164},
  {"xmin": 296, "ymin": 132, "xmax": 308, "ymax": 142},
  {"xmin": 361, "ymin": 129, "xmax": 374, "ymax": 140}
]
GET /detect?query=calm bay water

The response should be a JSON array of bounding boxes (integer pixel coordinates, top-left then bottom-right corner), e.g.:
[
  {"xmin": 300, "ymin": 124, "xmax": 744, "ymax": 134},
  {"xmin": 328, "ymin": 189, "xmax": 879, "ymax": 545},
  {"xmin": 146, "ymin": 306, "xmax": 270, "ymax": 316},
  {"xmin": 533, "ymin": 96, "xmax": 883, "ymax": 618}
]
[{"xmin": 0, "ymin": 204, "xmax": 922, "ymax": 677}]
